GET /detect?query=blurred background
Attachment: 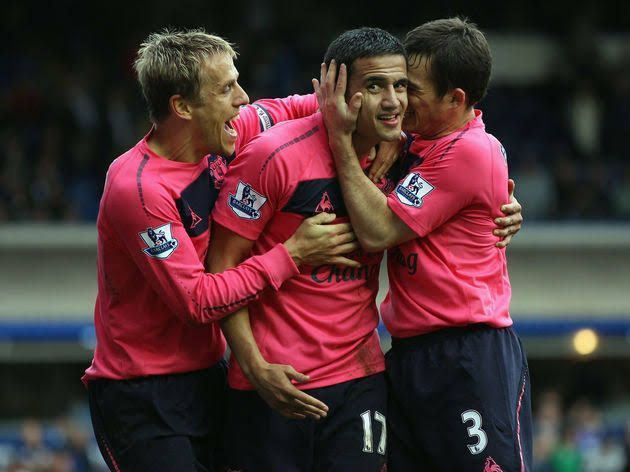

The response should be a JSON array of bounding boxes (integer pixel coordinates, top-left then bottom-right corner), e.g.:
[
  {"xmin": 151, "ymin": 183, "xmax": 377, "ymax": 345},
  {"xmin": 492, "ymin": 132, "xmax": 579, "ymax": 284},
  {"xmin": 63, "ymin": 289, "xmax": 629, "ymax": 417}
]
[{"xmin": 1, "ymin": 0, "xmax": 629, "ymax": 470}]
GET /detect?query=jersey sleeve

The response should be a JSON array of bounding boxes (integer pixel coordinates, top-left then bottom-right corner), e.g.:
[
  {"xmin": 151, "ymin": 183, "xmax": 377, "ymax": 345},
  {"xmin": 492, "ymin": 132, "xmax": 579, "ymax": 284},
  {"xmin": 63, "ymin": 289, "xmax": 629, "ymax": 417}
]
[
  {"xmin": 234, "ymin": 94, "xmax": 318, "ymax": 149},
  {"xmin": 387, "ymin": 140, "xmax": 481, "ymax": 238},
  {"xmin": 102, "ymin": 174, "xmax": 298, "ymax": 324},
  {"xmin": 212, "ymin": 135, "xmax": 290, "ymax": 241}
]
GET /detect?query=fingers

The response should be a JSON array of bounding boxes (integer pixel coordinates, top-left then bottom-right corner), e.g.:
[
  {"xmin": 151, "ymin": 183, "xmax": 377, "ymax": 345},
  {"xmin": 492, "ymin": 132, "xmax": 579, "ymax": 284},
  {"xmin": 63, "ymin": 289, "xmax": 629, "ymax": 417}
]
[
  {"xmin": 284, "ymin": 365, "xmax": 310, "ymax": 383},
  {"xmin": 507, "ymin": 178, "xmax": 516, "ymax": 198},
  {"xmin": 332, "ymin": 241, "xmax": 360, "ymax": 255},
  {"xmin": 336, "ymin": 63, "xmax": 348, "ymax": 96},
  {"xmin": 291, "ymin": 390, "xmax": 328, "ymax": 415},
  {"xmin": 306, "ymin": 211, "xmax": 337, "ymax": 224},
  {"xmin": 325, "ymin": 60, "xmax": 337, "ymax": 97},
  {"xmin": 312, "ymin": 78, "xmax": 323, "ymax": 110},
  {"xmin": 320, "ymin": 222, "xmax": 353, "ymax": 238},
  {"xmin": 324, "ymin": 256, "xmax": 362, "ymax": 268},
  {"xmin": 493, "ymin": 223, "xmax": 521, "ymax": 237},
  {"xmin": 348, "ymin": 91, "xmax": 363, "ymax": 115},
  {"xmin": 333, "ymin": 230, "xmax": 357, "ymax": 245},
  {"xmin": 495, "ymin": 234, "xmax": 513, "ymax": 248},
  {"xmin": 495, "ymin": 214, "xmax": 523, "ymax": 227},
  {"xmin": 368, "ymin": 159, "xmax": 388, "ymax": 182},
  {"xmin": 500, "ymin": 202, "xmax": 522, "ymax": 216}
]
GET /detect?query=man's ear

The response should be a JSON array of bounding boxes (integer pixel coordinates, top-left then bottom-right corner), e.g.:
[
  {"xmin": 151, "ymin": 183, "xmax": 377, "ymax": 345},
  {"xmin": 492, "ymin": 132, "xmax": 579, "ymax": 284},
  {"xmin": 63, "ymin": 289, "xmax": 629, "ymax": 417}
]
[
  {"xmin": 169, "ymin": 95, "xmax": 193, "ymax": 120},
  {"xmin": 450, "ymin": 87, "xmax": 467, "ymax": 109}
]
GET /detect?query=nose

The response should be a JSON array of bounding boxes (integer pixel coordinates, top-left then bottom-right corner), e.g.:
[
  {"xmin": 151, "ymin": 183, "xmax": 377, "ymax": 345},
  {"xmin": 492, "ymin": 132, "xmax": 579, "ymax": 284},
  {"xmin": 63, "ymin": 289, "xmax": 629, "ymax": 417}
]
[
  {"xmin": 234, "ymin": 82, "xmax": 250, "ymax": 107},
  {"xmin": 382, "ymin": 85, "xmax": 401, "ymax": 110}
]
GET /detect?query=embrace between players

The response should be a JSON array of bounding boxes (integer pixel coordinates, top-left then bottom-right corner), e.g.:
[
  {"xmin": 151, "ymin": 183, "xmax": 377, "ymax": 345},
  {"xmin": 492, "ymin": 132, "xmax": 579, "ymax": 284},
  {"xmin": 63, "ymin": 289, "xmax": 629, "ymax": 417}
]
[{"xmin": 84, "ymin": 19, "xmax": 531, "ymax": 472}]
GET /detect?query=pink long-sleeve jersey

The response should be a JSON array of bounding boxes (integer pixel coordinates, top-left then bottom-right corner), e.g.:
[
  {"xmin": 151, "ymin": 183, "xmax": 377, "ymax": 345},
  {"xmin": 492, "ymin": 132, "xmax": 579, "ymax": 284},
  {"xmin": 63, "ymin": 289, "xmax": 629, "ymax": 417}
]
[{"xmin": 83, "ymin": 95, "xmax": 318, "ymax": 382}]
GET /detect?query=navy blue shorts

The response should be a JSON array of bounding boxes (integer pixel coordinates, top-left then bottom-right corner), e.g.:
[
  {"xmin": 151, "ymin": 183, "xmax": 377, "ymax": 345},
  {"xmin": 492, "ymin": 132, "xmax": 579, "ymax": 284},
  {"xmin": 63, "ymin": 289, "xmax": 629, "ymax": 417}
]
[
  {"xmin": 386, "ymin": 325, "xmax": 533, "ymax": 472},
  {"xmin": 223, "ymin": 373, "xmax": 387, "ymax": 472},
  {"xmin": 88, "ymin": 360, "xmax": 227, "ymax": 472}
]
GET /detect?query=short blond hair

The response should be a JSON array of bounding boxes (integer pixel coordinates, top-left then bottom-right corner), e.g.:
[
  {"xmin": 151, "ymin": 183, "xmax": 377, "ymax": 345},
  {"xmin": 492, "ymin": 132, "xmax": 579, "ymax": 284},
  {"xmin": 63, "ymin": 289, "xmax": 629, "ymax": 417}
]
[{"xmin": 134, "ymin": 28, "xmax": 236, "ymax": 123}]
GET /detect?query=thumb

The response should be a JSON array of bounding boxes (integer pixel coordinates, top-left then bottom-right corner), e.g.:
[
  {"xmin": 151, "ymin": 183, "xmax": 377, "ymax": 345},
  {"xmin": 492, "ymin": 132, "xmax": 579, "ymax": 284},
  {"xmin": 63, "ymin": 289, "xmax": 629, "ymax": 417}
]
[
  {"xmin": 367, "ymin": 146, "xmax": 377, "ymax": 162},
  {"xmin": 349, "ymin": 92, "xmax": 363, "ymax": 115},
  {"xmin": 283, "ymin": 365, "xmax": 309, "ymax": 383},
  {"xmin": 308, "ymin": 212, "xmax": 336, "ymax": 224},
  {"xmin": 507, "ymin": 178, "xmax": 515, "ymax": 198}
]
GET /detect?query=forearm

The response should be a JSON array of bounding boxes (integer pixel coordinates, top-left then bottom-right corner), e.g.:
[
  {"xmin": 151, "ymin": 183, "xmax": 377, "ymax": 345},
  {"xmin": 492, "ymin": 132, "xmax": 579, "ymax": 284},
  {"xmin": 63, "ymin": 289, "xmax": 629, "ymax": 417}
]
[
  {"xmin": 331, "ymin": 138, "xmax": 403, "ymax": 252},
  {"xmin": 220, "ymin": 308, "xmax": 266, "ymax": 382}
]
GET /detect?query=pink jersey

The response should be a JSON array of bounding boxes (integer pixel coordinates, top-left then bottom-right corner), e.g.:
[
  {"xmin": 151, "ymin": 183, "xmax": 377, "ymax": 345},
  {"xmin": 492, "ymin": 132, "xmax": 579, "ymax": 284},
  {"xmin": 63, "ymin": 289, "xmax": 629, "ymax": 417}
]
[
  {"xmin": 381, "ymin": 110, "xmax": 513, "ymax": 338},
  {"xmin": 84, "ymin": 95, "xmax": 318, "ymax": 383},
  {"xmin": 212, "ymin": 113, "xmax": 386, "ymax": 390}
]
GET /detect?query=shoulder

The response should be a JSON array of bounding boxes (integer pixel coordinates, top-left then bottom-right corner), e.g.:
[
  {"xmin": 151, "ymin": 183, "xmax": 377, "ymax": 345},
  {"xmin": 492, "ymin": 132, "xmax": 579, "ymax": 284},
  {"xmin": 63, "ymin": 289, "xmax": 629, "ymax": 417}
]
[
  {"xmin": 105, "ymin": 153, "xmax": 174, "ymax": 218},
  {"xmin": 236, "ymin": 114, "xmax": 324, "ymax": 170}
]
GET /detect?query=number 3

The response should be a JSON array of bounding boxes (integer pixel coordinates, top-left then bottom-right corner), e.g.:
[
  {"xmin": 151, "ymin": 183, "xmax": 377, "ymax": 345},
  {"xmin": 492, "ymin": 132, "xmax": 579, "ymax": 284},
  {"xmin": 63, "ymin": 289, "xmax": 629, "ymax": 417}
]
[
  {"xmin": 360, "ymin": 410, "xmax": 386, "ymax": 455},
  {"xmin": 461, "ymin": 409, "xmax": 488, "ymax": 455}
]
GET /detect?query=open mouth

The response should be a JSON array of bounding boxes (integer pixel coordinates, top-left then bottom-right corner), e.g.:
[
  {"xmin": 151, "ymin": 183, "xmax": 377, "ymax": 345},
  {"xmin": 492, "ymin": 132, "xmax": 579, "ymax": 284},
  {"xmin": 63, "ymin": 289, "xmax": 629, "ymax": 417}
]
[
  {"xmin": 378, "ymin": 113, "xmax": 401, "ymax": 126},
  {"xmin": 224, "ymin": 115, "xmax": 239, "ymax": 139}
]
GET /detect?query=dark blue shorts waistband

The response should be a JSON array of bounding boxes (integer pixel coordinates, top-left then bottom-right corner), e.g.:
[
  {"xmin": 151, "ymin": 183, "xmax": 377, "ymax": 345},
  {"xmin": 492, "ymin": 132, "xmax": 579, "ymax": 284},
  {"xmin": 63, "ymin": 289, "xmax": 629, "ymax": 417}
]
[{"xmin": 391, "ymin": 323, "xmax": 512, "ymax": 349}]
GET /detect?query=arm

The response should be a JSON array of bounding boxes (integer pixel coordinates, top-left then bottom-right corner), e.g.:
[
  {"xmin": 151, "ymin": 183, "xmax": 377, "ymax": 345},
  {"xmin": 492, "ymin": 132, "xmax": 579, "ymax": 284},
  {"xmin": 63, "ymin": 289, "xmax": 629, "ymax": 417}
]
[
  {"xmin": 326, "ymin": 135, "xmax": 417, "ymax": 252},
  {"xmin": 313, "ymin": 62, "xmax": 416, "ymax": 252},
  {"xmin": 234, "ymin": 94, "xmax": 319, "ymax": 147},
  {"xmin": 105, "ymin": 180, "xmax": 301, "ymax": 325},
  {"xmin": 315, "ymin": 62, "xmax": 516, "ymax": 251},
  {"xmin": 208, "ymin": 223, "xmax": 329, "ymax": 420}
]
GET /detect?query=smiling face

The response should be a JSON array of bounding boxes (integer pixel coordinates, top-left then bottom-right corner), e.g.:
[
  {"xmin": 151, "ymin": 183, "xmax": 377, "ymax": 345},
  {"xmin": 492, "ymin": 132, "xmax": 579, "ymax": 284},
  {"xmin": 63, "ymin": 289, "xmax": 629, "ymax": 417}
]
[
  {"xmin": 189, "ymin": 53, "xmax": 249, "ymax": 156},
  {"xmin": 403, "ymin": 54, "xmax": 455, "ymax": 139},
  {"xmin": 346, "ymin": 54, "xmax": 408, "ymax": 152}
]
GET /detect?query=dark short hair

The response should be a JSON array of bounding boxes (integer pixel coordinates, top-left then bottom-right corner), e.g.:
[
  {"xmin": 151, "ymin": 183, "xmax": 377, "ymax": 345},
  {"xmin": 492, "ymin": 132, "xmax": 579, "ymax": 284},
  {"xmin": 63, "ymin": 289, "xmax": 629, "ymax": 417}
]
[
  {"xmin": 404, "ymin": 18, "xmax": 491, "ymax": 106},
  {"xmin": 324, "ymin": 27, "xmax": 407, "ymax": 79}
]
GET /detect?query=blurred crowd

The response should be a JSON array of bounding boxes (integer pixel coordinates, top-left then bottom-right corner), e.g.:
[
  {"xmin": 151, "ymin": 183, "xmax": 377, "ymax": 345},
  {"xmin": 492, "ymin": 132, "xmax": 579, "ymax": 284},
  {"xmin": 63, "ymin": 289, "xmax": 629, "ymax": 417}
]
[
  {"xmin": 534, "ymin": 392, "xmax": 630, "ymax": 472},
  {"xmin": 0, "ymin": 409, "xmax": 106, "ymax": 472},
  {"xmin": 1, "ymin": 3, "xmax": 629, "ymax": 223},
  {"xmin": 0, "ymin": 392, "xmax": 628, "ymax": 471}
]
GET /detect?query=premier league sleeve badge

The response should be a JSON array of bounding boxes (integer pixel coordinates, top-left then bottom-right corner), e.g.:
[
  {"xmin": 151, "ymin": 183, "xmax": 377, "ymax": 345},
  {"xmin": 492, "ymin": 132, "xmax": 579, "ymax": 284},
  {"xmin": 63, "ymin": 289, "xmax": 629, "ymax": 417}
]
[
  {"xmin": 395, "ymin": 173, "xmax": 434, "ymax": 208},
  {"xmin": 228, "ymin": 181, "xmax": 268, "ymax": 220},
  {"xmin": 139, "ymin": 223, "xmax": 179, "ymax": 259}
]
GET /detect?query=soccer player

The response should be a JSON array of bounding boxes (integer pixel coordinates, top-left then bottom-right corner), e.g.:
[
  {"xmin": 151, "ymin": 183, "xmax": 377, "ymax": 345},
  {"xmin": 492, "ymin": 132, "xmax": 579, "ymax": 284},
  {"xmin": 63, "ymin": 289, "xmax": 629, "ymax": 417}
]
[
  {"xmin": 82, "ymin": 29, "xmax": 359, "ymax": 472},
  {"xmin": 317, "ymin": 17, "xmax": 533, "ymax": 472},
  {"xmin": 209, "ymin": 28, "xmax": 408, "ymax": 471}
]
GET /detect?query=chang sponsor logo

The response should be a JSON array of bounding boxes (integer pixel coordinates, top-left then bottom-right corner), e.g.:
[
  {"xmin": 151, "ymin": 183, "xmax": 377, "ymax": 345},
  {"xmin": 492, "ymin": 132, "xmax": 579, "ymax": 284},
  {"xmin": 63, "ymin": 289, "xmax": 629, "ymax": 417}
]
[
  {"xmin": 389, "ymin": 247, "xmax": 418, "ymax": 275},
  {"xmin": 311, "ymin": 263, "xmax": 380, "ymax": 284}
]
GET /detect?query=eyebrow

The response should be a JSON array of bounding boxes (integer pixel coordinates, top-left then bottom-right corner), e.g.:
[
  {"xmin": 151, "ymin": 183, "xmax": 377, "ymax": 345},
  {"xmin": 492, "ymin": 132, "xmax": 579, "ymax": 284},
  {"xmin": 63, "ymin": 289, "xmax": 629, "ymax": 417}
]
[
  {"xmin": 364, "ymin": 75, "xmax": 409, "ymax": 86},
  {"xmin": 218, "ymin": 72, "xmax": 239, "ymax": 89}
]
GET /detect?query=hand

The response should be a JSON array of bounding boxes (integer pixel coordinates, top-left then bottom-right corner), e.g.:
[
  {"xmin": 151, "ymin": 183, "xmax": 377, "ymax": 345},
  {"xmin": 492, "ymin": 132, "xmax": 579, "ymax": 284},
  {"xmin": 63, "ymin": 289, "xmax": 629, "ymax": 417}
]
[
  {"xmin": 367, "ymin": 134, "xmax": 405, "ymax": 183},
  {"xmin": 312, "ymin": 60, "xmax": 363, "ymax": 142},
  {"xmin": 285, "ymin": 212, "xmax": 361, "ymax": 267},
  {"xmin": 494, "ymin": 179, "xmax": 523, "ymax": 248},
  {"xmin": 250, "ymin": 361, "xmax": 329, "ymax": 420}
]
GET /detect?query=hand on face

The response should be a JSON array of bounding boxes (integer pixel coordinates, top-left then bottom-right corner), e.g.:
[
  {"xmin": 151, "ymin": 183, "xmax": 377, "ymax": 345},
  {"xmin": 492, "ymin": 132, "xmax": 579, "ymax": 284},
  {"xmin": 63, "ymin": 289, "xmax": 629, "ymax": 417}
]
[{"xmin": 313, "ymin": 55, "xmax": 408, "ymax": 153}]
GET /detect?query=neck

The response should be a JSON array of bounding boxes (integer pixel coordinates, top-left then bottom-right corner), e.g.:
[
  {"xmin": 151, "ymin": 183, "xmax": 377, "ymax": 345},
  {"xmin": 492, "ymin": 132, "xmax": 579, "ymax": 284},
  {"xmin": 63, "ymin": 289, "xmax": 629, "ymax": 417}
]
[
  {"xmin": 147, "ymin": 120, "xmax": 202, "ymax": 164},
  {"xmin": 431, "ymin": 107, "xmax": 476, "ymax": 139},
  {"xmin": 351, "ymin": 132, "xmax": 378, "ymax": 159}
]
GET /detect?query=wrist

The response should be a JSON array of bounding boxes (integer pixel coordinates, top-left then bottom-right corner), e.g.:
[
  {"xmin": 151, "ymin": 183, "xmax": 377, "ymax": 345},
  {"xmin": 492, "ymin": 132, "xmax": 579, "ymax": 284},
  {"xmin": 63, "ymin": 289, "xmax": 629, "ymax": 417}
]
[
  {"xmin": 282, "ymin": 238, "xmax": 304, "ymax": 266},
  {"xmin": 241, "ymin": 355, "xmax": 269, "ymax": 384}
]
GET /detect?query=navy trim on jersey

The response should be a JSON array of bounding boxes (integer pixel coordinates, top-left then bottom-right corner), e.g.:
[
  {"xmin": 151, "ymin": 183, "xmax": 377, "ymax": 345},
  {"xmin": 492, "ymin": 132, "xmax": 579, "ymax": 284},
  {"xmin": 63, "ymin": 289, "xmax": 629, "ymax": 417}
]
[
  {"xmin": 281, "ymin": 178, "xmax": 347, "ymax": 217},
  {"xmin": 259, "ymin": 125, "xmax": 320, "ymax": 176},
  {"xmin": 137, "ymin": 155, "xmax": 150, "ymax": 217},
  {"xmin": 175, "ymin": 170, "xmax": 211, "ymax": 238}
]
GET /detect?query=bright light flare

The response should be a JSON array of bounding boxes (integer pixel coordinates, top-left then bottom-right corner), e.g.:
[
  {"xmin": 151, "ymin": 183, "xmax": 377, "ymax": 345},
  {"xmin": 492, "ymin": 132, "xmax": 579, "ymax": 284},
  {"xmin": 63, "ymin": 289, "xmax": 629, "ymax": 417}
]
[{"xmin": 572, "ymin": 328, "xmax": 599, "ymax": 356}]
